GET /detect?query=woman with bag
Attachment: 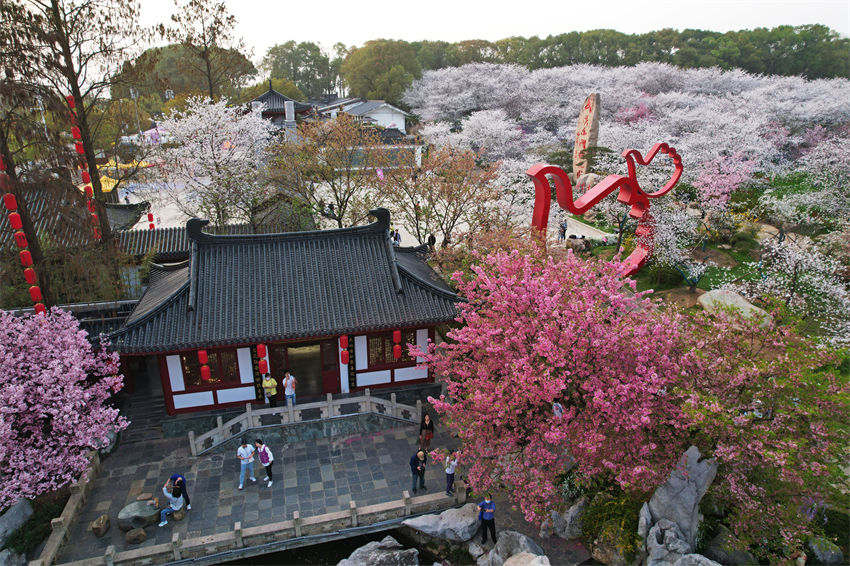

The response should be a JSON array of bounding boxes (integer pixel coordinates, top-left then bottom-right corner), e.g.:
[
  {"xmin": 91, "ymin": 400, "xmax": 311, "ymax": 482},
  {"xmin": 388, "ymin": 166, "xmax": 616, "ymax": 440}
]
[
  {"xmin": 419, "ymin": 413, "xmax": 434, "ymax": 450},
  {"xmin": 254, "ymin": 439, "xmax": 274, "ymax": 487}
]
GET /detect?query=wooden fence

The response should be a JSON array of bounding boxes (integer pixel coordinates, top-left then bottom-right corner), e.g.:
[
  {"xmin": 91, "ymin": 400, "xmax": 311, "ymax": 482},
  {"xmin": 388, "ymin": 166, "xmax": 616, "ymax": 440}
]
[{"xmin": 189, "ymin": 389, "xmax": 422, "ymax": 456}]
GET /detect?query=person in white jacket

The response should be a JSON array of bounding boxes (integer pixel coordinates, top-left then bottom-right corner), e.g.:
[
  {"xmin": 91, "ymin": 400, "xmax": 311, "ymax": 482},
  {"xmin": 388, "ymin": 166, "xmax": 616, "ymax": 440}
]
[
  {"xmin": 255, "ymin": 438, "xmax": 274, "ymax": 487},
  {"xmin": 158, "ymin": 480, "xmax": 184, "ymax": 527}
]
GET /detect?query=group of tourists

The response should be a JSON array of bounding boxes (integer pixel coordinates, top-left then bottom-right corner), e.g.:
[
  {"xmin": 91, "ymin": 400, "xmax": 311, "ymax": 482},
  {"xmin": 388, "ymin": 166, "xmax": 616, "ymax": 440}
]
[
  {"xmin": 409, "ymin": 413, "xmax": 498, "ymax": 545},
  {"xmin": 236, "ymin": 438, "xmax": 275, "ymax": 489},
  {"xmin": 261, "ymin": 371, "xmax": 297, "ymax": 407}
]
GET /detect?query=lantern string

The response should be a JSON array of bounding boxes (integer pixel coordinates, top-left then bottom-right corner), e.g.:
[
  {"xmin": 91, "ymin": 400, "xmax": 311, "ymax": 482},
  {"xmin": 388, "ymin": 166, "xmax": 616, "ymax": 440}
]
[
  {"xmin": 67, "ymin": 95, "xmax": 101, "ymax": 241},
  {"xmin": 1, "ymin": 167, "xmax": 46, "ymax": 314}
]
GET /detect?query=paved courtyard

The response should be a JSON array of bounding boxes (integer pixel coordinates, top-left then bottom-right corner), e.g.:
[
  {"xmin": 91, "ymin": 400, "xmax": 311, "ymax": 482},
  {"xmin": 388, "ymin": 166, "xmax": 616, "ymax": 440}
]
[{"xmin": 58, "ymin": 424, "xmax": 452, "ymax": 562}]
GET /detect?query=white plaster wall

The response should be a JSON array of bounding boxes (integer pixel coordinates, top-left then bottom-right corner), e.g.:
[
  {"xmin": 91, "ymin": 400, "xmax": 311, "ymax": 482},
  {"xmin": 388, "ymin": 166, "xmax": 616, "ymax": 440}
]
[
  {"xmin": 172, "ymin": 391, "xmax": 214, "ymax": 409},
  {"xmin": 368, "ymin": 108, "xmax": 406, "ymax": 132},
  {"xmin": 354, "ymin": 335, "xmax": 368, "ymax": 370},
  {"xmin": 356, "ymin": 369, "xmax": 391, "ymax": 387},
  {"xmin": 339, "ymin": 337, "xmax": 350, "ymax": 394},
  {"xmin": 216, "ymin": 386, "xmax": 257, "ymax": 404},
  {"xmin": 395, "ymin": 366, "xmax": 427, "ymax": 381},
  {"xmin": 237, "ymin": 348, "xmax": 254, "ymax": 384},
  {"xmin": 165, "ymin": 355, "xmax": 185, "ymax": 392}
]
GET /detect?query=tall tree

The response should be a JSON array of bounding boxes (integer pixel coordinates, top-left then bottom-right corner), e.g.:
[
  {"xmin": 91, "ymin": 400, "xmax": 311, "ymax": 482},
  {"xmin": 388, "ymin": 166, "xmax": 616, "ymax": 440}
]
[
  {"xmin": 340, "ymin": 40, "xmax": 421, "ymax": 105},
  {"xmin": 262, "ymin": 41, "xmax": 334, "ymax": 99},
  {"xmin": 159, "ymin": 0, "xmax": 253, "ymax": 100}
]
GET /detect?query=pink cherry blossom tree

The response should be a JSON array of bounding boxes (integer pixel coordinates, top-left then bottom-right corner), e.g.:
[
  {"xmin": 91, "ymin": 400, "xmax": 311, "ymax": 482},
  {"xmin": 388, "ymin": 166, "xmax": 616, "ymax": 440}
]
[{"xmin": 0, "ymin": 308, "xmax": 128, "ymax": 507}]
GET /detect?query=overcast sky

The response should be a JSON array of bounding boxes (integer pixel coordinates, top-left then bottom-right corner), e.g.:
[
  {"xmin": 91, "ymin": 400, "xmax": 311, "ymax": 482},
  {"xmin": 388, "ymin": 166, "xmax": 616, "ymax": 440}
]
[{"xmin": 139, "ymin": 0, "xmax": 849, "ymax": 64}]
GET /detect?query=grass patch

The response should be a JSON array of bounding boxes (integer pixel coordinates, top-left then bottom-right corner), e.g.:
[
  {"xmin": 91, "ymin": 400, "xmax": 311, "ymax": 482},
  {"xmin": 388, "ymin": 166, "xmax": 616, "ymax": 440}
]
[{"xmin": 2, "ymin": 489, "xmax": 69, "ymax": 556}]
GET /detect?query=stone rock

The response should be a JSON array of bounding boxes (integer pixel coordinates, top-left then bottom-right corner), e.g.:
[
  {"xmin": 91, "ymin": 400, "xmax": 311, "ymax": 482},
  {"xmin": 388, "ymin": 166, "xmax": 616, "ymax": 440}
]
[
  {"xmin": 468, "ymin": 542, "xmax": 487, "ymax": 559},
  {"xmin": 673, "ymin": 554, "xmax": 722, "ymax": 566},
  {"xmin": 540, "ymin": 497, "xmax": 587, "ymax": 540},
  {"xmin": 805, "ymin": 536, "xmax": 844, "ymax": 565},
  {"xmin": 503, "ymin": 552, "xmax": 551, "ymax": 566},
  {"xmin": 136, "ymin": 492, "xmax": 153, "ymax": 501},
  {"xmin": 646, "ymin": 446, "xmax": 717, "ymax": 549},
  {"xmin": 646, "ymin": 519, "xmax": 692, "ymax": 566},
  {"xmin": 337, "ymin": 535, "xmax": 419, "ymax": 566},
  {"xmin": 0, "ymin": 549, "xmax": 26, "ymax": 566},
  {"xmin": 704, "ymin": 525, "xmax": 756, "ymax": 565},
  {"xmin": 90, "ymin": 514, "xmax": 110, "ymax": 537},
  {"xmin": 0, "ymin": 500, "xmax": 33, "ymax": 546},
  {"xmin": 125, "ymin": 527, "xmax": 147, "ymax": 544},
  {"xmin": 98, "ymin": 430, "xmax": 118, "ymax": 457},
  {"xmin": 117, "ymin": 500, "xmax": 161, "ymax": 531},
  {"xmin": 402, "ymin": 503, "xmax": 480, "ymax": 542},
  {"xmin": 478, "ymin": 530, "xmax": 545, "ymax": 566},
  {"xmin": 173, "ymin": 507, "xmax": 186, "ymax": 521},
  {"xmin": 697, "ymin": 290, "xmax": 770, "ymax": 326},
  {"xmin": 591, "ymin": 520, "xmax": 631, "ymax": 566},
  {"xmin": 637, "ymin": 503, "xmax": 652, "ymax": 540}
]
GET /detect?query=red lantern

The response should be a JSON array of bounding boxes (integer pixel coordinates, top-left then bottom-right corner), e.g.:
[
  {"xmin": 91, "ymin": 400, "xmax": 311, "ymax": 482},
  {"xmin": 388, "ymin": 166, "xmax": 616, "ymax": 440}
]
[
  {"xmin": 87, "ymin": 201, "xmax": 96, "ymax": 213},
  {"xmin": 29, "ymin": 286, "xmax": 42, "ymax": 302},
  {"xmin": 197, "ymin": 349, "xmax": 208, "ymax": 365},
  {"xmin": 14, "ymin": 231, "xmax": 27, "ymax": 248},
  {"xmin": 90, "ymin": 213, "xmax": 99, "ymax": 225},
  {"xmin": 258, "ymin": 359, "xmax": 269, "ymax": 374},
  {"xmin": 0, "ymin": 155, "xmax": 5, "ymax": 171},
  {"xmin": 256, "ymin": 343, "xmax": 267, "ymax": 358},
  {"xmin": 393, "ymin": 344, "xmax": 402, "ymax": 359},
  {"xmin": 19, "ymin": 250, "xmax": 31, "ymax": 267},
  {"xmin": 147, "ymin": 212, "xmax": 154, "ymax": 222},
  {"xmin": 9, "ymin": 212, "xmax": 22, "ymax": 230},
  {"xmin": 200, "ymin": 365, "xmax": 211, "ymax": 381},
  {"xmin": 34, "ymin": 303, "xmax": 46, "ymax": 314},
  {"xmin": 340, "ymin": 350, "xmax": 349, "ymax": 365},
  {"xmin": 75, "ymin": 142, "xmax": 85, "ymax": 155},
  {"xmin": 148, "ymin": 223, "xmax": 155, "ymax": 230},
  {"xmin": 3, "ymin": 193, "xmax": 17, "ymax": 210},
  {"xmin": 65, "ymin": 94, "xmax": 75, "ymax": 108},
  {"xmin": 93, "ymin": 226, "xmax": 101, "ymax": 240},
  {"xmin": 393, "ymin": 330, "xmax": 402, "ymax": 343},
  {"xmin": 71, "ymin": 126, "xmax": 81, "ymax": 139},
  {"xmin": 339, "ymin": 335, "xmax": 348, "ymax": 349},
  {"xmin": 81, "ymin": 171, "xmax": 90, "ymax": 183},
  {"xmin": 23, "ymin": 267, "xmax": 37, "ymax": 285},
  {"xmin": 84, "ymin": 185, "xmax": 93, "ymax": 198}
]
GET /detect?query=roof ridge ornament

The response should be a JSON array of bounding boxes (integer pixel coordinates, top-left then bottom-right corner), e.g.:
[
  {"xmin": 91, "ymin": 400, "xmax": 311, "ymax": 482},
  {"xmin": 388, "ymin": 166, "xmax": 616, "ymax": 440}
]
[
  {"xmin": 368, "ymin": 208, "xmax": 391, "ymax": 232},
  {"xmin": 186, "ymin": 218, "xmax": 211, "ymax": 242}
]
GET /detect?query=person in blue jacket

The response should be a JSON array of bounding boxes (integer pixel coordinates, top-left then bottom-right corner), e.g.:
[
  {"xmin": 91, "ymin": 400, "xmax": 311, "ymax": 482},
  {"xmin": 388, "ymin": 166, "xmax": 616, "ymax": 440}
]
[
  {"xmin": 409, "ymin": 449, "xmax": 427, "ymax": 493},
  {"xmin": 478, "ymin": 493, "xmax": 496, "ymax": 544}
]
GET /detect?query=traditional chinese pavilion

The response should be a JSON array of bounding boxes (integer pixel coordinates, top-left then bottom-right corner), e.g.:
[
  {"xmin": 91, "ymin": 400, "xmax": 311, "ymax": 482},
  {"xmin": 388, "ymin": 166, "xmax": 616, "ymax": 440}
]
[{"xmin": 109, "ymin": 209, "xmax": 457, "ymax": 414}]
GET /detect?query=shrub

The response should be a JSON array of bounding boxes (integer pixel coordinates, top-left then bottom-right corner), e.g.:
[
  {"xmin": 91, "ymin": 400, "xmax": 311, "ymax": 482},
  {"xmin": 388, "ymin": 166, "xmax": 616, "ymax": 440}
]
[
  {"xmin": 2, "ymin": 490, "xmax": 69, "ymax": 555},
  {"xmin": 581, "ymin": 491, "xmax": 645, "ymax": 560}
]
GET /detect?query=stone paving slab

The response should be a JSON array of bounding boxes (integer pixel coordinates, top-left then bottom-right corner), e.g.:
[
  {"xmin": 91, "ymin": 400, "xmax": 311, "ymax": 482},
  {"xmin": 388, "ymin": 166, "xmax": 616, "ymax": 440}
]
[{"xmin": 58, "ymin": 425, "xmax": 452, "ymax": 562}]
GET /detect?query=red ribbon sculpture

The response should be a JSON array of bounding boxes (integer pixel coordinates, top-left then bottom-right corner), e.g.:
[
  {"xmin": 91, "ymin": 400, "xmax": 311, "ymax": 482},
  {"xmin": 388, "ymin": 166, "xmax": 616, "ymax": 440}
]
[{"xmin": 526, "ymin": 142, "xmax": 682, "ymax": 276}]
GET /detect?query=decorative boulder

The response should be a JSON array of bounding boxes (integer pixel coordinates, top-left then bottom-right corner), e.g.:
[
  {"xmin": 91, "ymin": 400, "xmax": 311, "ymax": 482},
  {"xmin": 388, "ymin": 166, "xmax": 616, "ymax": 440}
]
[
  {"xmin": 125, "ymin": 527, "xmax": 147, "ymax": 544},
  {"xmin": 645, "ymin": 446, "xmax": 717, "ymax": 549},
  {"xmin": 591, "ymin": 520, "xmax": 632, "ymax": 566},
  {"xmin": 542, "ymin": 496, "xmax": 586, "ymax": 540},
  {"xmin": 646, "ymin": 519, "xmax": 691, "ymax": 566},
  {"xmin": 673, "ymin": 555, "xmax": 722, "ymax": 566},
  {"xmin": 467, "ymin": 542, "xmax": 487, "ymax": 559},
  {"xmin": 477, "ymin": 530, "xmax": 545, "ymax": 566},
  {"xmin": 0, "ymin": 500, "xmax": 33, "ymax": 546},
  {"xmin": 0, "ymin": 549, "xmax": 26, "ymax": 566},
  {"xmin": 805, "ymin": 536, "xmax": 844, "ymax": 565},
  {"xmin": 117, "ymin": 500, "xmax": 161, "ymax": 531},
  {"xmin": 503, "ymin": 552, "xmax": 551, "ymax": 566},
  {"xmin": 90, "ymin": 514, "xmax": 110, "ymax": 537},
  {"xmin": 402, "ymin": 503, "xmax": 480, "ymax": 542},
  {"xmin": 337, "ymin": 535, "xmax": 419, "ymax": 566},
  {"xmin": 697, "ymin": 290, "xmax": 769, "ymax": 326},
  {"xmin": 704, "ymin": 525, "xmax": 756, "ymax": 565}
]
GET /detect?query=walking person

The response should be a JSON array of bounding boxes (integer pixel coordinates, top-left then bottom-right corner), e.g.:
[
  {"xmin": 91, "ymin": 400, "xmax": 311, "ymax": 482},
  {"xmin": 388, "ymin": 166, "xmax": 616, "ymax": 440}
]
[
  {"xmin": 445, "ymin": 452, "xmax": 458, "ymax": 496},
  {"xmin": 409, "ymin": 449, "xmax": 427, "ymax": 494},
  {"xmin": 255, "ymin": 439, "xmax": 274, "ymax": 487},
  {"xmin": 262, "ymin": 373, "xmax": 278, "ymax": 407},
  {"xmin": 157, "ymin": 480, "xmax": 184, "ymax": 527},
  {"xmin": 419, "ymin": 413, "xmax": 434, "ymax": 451},
  {"xmin": 168, "ymin": 473, "xmax": 191, "ymax": 510},
  {"xmin": 479, "ymin": 494, "xmax": 497, "ymax": 545},
  {"xmin": 282, "ymin": 371, "xmax": 297, "ymax": 406},
  {"xmin": 236, "ymin": 439, "xmax": 256, "ymax": 490},
  {"xmin": 558, "ymin": 219, "xmax": 567, "ymax": 241}
]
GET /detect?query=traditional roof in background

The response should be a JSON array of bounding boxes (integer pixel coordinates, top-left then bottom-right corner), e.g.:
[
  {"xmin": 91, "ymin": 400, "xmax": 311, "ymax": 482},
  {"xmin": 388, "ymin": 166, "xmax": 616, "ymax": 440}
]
[
  {"xmin": 253, "ymin": 84, "xmax": 313, "ymax": 115},
  {"xmin": 110, "ymin": 209, "xmax": 457, "ymax": 354},
  {"xmin": 7, "ymin": 300, "xmax": 139, "ymax": 339},
  {"xmin": 105, "ymin": 201, "xmax": 151, "ymax": 231},
  {"xmin": 343, "ymin": 100, "xmax": 410, "ymax": 117}
]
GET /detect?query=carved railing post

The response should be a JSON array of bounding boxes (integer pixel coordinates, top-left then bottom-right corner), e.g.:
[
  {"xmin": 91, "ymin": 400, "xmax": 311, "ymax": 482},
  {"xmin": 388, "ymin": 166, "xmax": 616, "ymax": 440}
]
[
  {"xmin": 234, "ymin": 521, "xmax": 243, "ymax": 546},
  {"xmin": 402, "ymin": 490, "xmax": 411, "ymax": 515},
  {"xmin": 349, "ymin": 500, "xmax": 358, "ymax": 527},
  {"xmin": 326, "ymin": 392, "xmax": 334, "ymax": 418},
  {"xmin": 104, "ymin": 545, "xmax": 115, "ymax": 566},
  {"xmin": 391, "ymin": 393, "xmax": 397, "ymax": 418},
  {"xmin": 171, "ymin": 532, "xmax": 182, "ymax": 560},
  {"xmin": 245, "ymin": 403, "xmax": 253, "ymax": 428},
  {"xmin": 415, "ymin": 399, "xmax": 422, "ymax": 423},
  {"xmin": 293, "ymin": 510, "xmax": 302, "ymax": 537},
  {"xmin": 365, "ymin": 388, "xmax": 372, "ymax": 413},
  {"xmin": 288, "ymin": 396, "xmax": 295, "ymax": 422},
  {"xmin": 188, "ymin": 431, "xmax": 197, "ymax": 456}
]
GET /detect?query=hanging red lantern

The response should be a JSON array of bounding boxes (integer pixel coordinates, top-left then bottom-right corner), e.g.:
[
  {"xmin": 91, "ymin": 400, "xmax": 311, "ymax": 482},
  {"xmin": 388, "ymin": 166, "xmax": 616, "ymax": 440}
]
[
  {"xmin": 71, "ymin": 126, "xmax": 81, "ymax": 139},
  {"xmin": 340, "ymin": 350, "xmax": 349, "ymax": 365},
  {"xmin": 90, "ymin": 213, "xmax": 99, "ymax": 225},
  {"xmin": 393, "ymin": 344, "xmax": 402, "ymax": 359},
  {"xmin": 197, "ymin": 349, "xmax": 208, "ymax": 365},
  {"xmin": 19, "ymin": 250, "xmax": 32, "ymax": 267},
  {"xmin": 65, "ymin": 94, "xmax": 75, "ymax": 108},
  {"xmin": 84, "ymin": 185, "xmax": 93, "ymax": 198},
  {"xmin": 9, "ymin": 212, "xmax": 22, "ymax": 230},
  {"xmin": 200, "ymin": 365, "xmax": 211, "ymax": 381},
  {"xmin": 93, "ymin": 226, "xmax": 101, "ymax": 240},
  {"xmin": 258, "ymin": 359, "xmax": 269, "ymax": 374},
  {"xmin": 148, "ymin": 223, "xmax": 155, "ymax": 230},
  {"xmin": 339, "ymin": 335, "xmax": 348, "ymax": 349},
  {"xmin": 3, "ymin": 193, "xmax": 17, "ymax": 210},
  {"xmin": 23, "ymin": 267, "xmax": 37, "ymax": 285},
  {"xmin": 0, "ymin": 155, "xmax": 5, "ymax": 171},
  {"xmin": 75, "ymin": 142, "xmax": 85, "ymax": 155},
  {"xmin": 256, "ymin": 343, "xmax": 267, "ymax": 358},
  {"xmin": 34, "ymin": 303, "xmax": 46, "ymax": 314},
  {"xmin": 393, "ymin": 330, "xmax": 402, "ymax": 343},
  {"xmin": 147, "ymin": 212, "xmax": 154, "ymax": 222},
  {"xmin": 29, "ymin": 286, "xmax": 42, "ymax": 302},
  {"xmin": 81, "ymin": 171, "xmax": 90, "ymax": 183},
  {"xmin": 87, "ymin": 201, "xmax": 96, "ymax": 213},
  {"xmin": 14, "ymin": 231, "xmax": 27, "ymax": 248}
]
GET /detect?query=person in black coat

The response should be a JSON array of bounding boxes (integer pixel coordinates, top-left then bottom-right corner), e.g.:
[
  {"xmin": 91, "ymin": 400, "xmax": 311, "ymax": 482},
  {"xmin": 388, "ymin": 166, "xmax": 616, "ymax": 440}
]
[{"xmin": 409, "ymin": 449, "xmax": 427, "ymax": 493}]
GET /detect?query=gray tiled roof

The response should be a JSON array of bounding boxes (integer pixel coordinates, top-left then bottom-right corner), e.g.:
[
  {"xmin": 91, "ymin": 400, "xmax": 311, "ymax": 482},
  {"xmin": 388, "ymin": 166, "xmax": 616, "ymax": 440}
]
[
  {"xmin": 116, "ymin": 223, "xmax": 259, "ymax": 261},
  {"xmin": 110, "ymin": 209, "xmax": 457, "ymax": 353},
  {"xmin": 105, "ymin": 201, "xmax": 150, "ymax": 231},
  {"xmin": 344, "ymin": 100, "xmax": 410, "ymax": 117},
  {"xmin": 253, "ymin": 88, "xmax": 312, "ymax": 114}
]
